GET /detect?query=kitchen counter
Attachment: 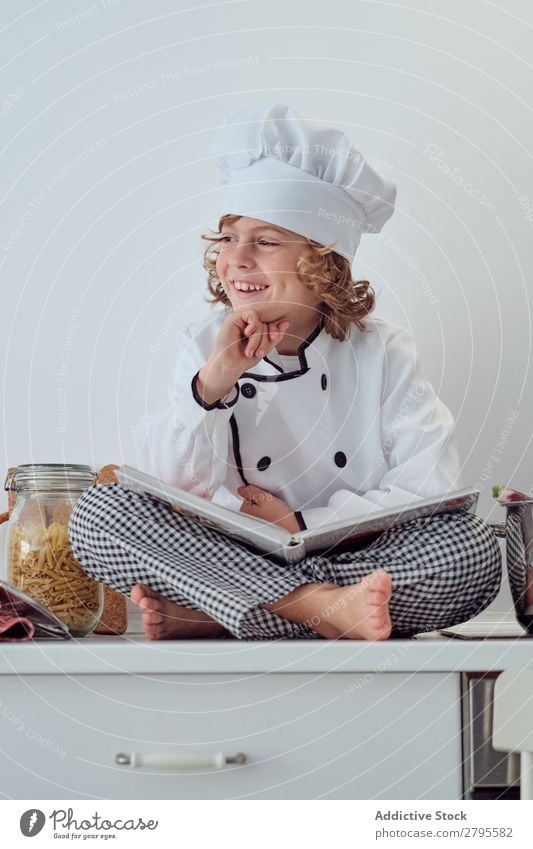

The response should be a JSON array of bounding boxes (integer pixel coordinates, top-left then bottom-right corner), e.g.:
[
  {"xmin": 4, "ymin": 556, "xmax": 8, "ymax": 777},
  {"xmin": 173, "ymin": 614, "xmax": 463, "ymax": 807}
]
[
  {"xmin": 1, "ymin": 615, "xmax": 531, "ymax": 800},
  {"xmin": 0, "ymin": 630, "xmax": 531, "ymax": 675}
]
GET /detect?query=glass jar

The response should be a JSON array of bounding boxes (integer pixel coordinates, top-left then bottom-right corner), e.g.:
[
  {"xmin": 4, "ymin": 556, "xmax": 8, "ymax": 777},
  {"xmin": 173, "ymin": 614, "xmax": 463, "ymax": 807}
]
[{"xmin": 4, "ymin": 464, "xmax": 104, "ymax": 637}]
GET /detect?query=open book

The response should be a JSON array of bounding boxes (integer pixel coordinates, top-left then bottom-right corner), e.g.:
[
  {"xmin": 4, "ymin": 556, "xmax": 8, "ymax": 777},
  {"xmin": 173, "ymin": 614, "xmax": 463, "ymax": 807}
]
[
  {"xmin": 0, "ymin": 579, "xmax": 71, "ymax": 639},
  {"xmin": 115, "ymin": 465, "xmax": 480, "ymax": 565}
]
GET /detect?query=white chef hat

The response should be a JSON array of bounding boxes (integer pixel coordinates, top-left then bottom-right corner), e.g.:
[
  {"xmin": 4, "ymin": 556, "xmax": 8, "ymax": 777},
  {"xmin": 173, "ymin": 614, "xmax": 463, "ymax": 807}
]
[{"xmin": 211, "ymin": 103, "xmax": 397, "ymax": 263}]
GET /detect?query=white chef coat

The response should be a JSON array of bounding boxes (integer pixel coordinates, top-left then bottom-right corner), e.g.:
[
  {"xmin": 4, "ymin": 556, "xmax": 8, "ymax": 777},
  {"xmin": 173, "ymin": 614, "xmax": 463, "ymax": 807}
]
[{"xmin": 131, "ymin": 308, "xmax": 463, "ymax": 531}]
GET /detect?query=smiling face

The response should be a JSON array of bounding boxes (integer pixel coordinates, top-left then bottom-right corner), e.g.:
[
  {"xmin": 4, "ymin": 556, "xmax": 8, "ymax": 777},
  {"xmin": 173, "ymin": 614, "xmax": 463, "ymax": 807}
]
[{"xmin": 215, "ymin": 216, "xmax": 324, "ymax": 353}]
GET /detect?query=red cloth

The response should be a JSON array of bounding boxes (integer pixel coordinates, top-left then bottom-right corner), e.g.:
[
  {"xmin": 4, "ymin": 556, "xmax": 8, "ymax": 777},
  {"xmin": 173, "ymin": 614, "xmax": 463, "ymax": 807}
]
[{"xmin": 0, "ymin": 609, "xmax": 35, "ymax": 641}]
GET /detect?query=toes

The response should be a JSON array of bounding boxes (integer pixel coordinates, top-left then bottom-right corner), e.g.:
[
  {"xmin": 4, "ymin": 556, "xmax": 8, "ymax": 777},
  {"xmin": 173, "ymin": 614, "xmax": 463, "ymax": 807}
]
[
  {"xmin": 130, "ymin": 584, "xmax": 146, "ymax": 604},
  {"xmin": 142, "ymin": 610, "xmax": 164, "ymax": 626},
  {"xmin": 367, "ymin": 590, "xmax": 391, "ymax": 606},
  {"xmin": 365, "ymin": 569, "xmax": 391, "ymax": 586},
  {"xmin": 131, "ymin": 583, "xmax": 164, "ymax": 606},
  {"xmin": 139, "ymin": 596, "xmax": 163, "ymax": 612},
  {"xmin": 369, "ymin": 604, "xmax": 392, "ymax": 639},
  {"xmin": 365, "ymin": 614, "xmax": 391, "ymax": 640},
  {"xmin": 364, "ymin": 571, "xmax": 392, "ymax": 600},
  {"xmin": 145, "ymin": 626, "xmax": 163, "ymax": 641}
]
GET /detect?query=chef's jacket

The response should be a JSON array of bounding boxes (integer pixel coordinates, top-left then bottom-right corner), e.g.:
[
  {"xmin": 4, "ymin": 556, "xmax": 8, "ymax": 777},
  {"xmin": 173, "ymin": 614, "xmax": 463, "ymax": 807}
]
[{"xmin": 131, "ymin": 308, "xmax": 463, "ymax": 531}]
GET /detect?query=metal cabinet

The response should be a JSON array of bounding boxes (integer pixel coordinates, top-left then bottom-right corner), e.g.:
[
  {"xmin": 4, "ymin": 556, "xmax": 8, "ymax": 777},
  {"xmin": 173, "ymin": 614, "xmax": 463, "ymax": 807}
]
[{"xmin": 461, "ymin": 672, "xmax": 520, "ymax": 799}]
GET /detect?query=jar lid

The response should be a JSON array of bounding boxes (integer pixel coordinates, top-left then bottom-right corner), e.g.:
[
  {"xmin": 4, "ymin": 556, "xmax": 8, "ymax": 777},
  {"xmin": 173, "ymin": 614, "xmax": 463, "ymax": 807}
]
[{"xmin": 4, "ymin": 463, "xmax": 97, "ymax": 492}]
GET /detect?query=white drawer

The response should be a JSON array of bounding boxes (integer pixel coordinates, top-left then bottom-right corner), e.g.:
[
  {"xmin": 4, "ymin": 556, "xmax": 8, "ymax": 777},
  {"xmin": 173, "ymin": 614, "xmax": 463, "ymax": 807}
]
[{"xmin": 0, "ymin": 672, "xmax": 461, "ymax": 799}]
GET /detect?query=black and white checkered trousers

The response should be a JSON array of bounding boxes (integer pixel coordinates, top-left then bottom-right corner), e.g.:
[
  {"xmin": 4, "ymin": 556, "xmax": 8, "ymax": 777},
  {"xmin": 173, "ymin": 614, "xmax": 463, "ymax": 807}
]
[{"xmin": 68, "ymin": 482, "xmax": 502, "ymax": 640}]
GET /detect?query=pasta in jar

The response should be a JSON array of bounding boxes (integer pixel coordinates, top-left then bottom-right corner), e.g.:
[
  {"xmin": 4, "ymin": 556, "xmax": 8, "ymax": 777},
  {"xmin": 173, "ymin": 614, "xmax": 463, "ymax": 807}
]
[{"xmin": 5, "ymin": 465, "xmax": 103, "ymax": 637}]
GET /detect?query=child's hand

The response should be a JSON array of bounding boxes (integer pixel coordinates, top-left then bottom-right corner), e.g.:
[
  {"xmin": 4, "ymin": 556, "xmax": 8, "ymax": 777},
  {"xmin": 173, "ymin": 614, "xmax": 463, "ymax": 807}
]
[
  {"xmin": 238, "ymin": 484, "xmax": 300, "ymax": 534},
  {"xmin": 238, "ymin": 310, "xmax": 291, "ymax": 362},
  {"xmin": 197, "ymin": 311, "xmax": 291, "ymax": 405},
  {"xmin": 210, "ymin": 309, "xmax": 290, "ymax": 375}
]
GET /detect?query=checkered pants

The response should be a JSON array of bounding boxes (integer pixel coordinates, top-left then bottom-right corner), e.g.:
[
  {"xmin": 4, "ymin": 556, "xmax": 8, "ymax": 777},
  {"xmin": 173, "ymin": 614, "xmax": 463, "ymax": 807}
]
[{"xmin": 68, "ymin": 483, "xmax": 502, "ymax": 640}]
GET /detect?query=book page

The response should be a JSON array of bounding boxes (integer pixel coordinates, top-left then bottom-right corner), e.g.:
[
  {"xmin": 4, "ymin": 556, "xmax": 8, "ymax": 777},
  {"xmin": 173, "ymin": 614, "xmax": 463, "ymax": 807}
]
[{"xmin": 297, "ymin": 489, "xmax": 479, "ymax": 557}]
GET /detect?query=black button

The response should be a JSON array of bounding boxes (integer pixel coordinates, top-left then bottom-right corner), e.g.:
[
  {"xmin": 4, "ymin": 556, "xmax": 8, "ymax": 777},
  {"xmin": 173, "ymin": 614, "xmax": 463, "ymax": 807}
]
[
  {"xmin": 257, "ymin": 456, "xmax": 271, "ymax": 472},
  {"xmin": 321, "ymin": 373, "xmax": 328, "ymax": 390},
  {"xmin": 334, "ymin": 451, "xmax": 347, "ymax": 468},
  {"xmin": 241, "ymin": 383, "xmax": 257, "ymax": 399}
]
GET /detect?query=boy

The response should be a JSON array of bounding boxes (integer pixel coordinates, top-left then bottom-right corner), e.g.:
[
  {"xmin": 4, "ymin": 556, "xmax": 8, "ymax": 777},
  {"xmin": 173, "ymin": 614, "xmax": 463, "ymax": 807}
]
[{"xmin": 68, "ymin": 105, "xmax": 501, "ymax": 640}]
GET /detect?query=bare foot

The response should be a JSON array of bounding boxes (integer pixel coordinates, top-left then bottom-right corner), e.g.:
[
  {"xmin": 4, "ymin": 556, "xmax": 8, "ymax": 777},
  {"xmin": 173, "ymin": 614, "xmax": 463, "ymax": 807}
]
[
  {"xmin": 130, "ymin": 584, "xmax": 232, "ymax": 640},
  {"xmin": 261, "ymin": 571, "xmax": 393, "ymax": 641}
]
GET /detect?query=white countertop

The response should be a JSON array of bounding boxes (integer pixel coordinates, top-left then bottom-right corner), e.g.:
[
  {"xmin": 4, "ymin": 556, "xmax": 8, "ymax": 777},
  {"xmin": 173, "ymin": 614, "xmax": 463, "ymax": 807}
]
[{"xmin": 0, "ymin": 627, "xmax": 531, "ymax": 674}]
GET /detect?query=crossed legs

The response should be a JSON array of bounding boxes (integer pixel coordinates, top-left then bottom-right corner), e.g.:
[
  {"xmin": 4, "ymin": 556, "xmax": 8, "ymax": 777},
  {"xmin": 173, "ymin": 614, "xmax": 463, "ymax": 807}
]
[
  {"xmin": 130, "ymin": 572, "xmax": 393, "ymax": 640},
  {"xmin": 68, "ymin": 483, "xmax": 502, "ymax": 641}
]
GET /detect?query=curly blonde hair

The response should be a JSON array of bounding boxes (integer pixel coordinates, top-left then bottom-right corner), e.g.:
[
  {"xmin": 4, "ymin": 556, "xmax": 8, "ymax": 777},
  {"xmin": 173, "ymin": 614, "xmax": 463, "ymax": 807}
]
[{"xmin": 201, "ymin": 215, "xmax": 376, "ymax": 341}]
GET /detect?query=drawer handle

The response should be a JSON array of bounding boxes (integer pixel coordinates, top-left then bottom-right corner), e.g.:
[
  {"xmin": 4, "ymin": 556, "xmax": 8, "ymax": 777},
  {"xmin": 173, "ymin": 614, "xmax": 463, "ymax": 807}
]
[{"xmin": 115, "ymin": 751, "xmax": 246, "ymax": 770}]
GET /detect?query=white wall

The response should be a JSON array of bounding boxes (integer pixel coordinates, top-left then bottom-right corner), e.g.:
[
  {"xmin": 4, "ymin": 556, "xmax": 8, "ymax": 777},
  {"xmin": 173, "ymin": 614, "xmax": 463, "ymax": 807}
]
[{"xmin": 1, "ymin": 0, "xmax": 532, "ymax": 522}]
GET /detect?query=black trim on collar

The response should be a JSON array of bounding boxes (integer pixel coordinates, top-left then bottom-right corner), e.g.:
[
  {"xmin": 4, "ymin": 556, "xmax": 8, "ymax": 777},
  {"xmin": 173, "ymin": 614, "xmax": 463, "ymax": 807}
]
[
  {"xmin": 229, "ymin": 415, "xmax": 248, "ymax": 486},
  {"xmin": 262, "ymin": 355, "xmax": 284, "ymax": 374},
  {"xmin": 191, "ymin": 371, "xmax": 240, "ymax": 411},
  {"xmin": 241, "ymin": 319, "xmax": 325, "ymax": 383}
]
